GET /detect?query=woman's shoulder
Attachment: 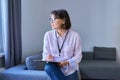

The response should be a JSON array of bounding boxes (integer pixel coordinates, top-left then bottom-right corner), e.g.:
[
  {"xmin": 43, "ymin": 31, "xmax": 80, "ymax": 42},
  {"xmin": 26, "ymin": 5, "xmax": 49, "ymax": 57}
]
[
  {"xmin": 69, "ymin": 30, "xmax": 81, "ymax": 41},
  {"xmin": 69, "ymin": 30, "xmax": 80, "ymax": 37},
  {"xmin": 44, "ymin": 30, "xmax": 55, "ymax": 36}
]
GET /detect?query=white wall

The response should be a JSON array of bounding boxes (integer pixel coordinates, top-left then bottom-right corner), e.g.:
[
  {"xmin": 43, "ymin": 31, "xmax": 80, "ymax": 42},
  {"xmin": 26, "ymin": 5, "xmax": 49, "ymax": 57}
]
[
  {"xmin": 22, "ymin": 0, "xmax": 47, "ymax": 61},
  {"xmin": 22, "ymin": 0, "xmax": 120, "ymax": 61}
]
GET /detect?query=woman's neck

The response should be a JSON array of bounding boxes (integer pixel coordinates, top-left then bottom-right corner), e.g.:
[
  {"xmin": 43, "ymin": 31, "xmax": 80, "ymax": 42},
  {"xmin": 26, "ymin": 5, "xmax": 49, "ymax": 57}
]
[{"xmin": 56, "ymin": 29, "xmax": 66, "ymax": 37}]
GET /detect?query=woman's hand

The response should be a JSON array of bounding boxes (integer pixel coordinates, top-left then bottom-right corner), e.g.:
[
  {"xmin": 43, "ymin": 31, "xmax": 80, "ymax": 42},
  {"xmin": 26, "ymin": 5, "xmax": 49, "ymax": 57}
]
[
  {"xmin": 46, "ymin": 54, "xmax": 54, "ymax": 61},
  {"xmin": 58, "ymin": 61, "xmax": 69, "ymax": 68}
]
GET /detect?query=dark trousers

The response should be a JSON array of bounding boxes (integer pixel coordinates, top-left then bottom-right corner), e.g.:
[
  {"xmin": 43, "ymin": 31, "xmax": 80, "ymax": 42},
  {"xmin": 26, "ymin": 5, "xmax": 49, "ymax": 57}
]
[{"xmin": 45, "ymin": 63, "xmax": 80, "ymax": 80}]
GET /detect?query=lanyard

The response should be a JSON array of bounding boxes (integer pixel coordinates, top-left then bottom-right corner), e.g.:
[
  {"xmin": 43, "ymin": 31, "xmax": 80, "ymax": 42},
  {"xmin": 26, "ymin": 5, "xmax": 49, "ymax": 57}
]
[{"xmin": 55, "ymin": 30, "xmax": 69, "ymax": 56}]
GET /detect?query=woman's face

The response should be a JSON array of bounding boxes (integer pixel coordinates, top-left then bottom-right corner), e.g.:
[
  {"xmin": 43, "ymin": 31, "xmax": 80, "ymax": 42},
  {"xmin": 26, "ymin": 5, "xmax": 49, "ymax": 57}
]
[{"xmin": 49, "ymin": 14, "xmax": 65, "ymax": 30}]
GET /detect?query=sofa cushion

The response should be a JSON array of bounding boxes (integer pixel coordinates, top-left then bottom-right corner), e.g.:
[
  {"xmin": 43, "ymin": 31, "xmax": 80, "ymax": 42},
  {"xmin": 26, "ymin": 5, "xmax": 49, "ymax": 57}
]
[
  {"xmin": 79, "ymin": 60, "xmax": 120, "ymax": 79},
  {"xmin": 26, "ymin": 52, "xmax": 46, "ymax": 70},
  {"xmin": 0, "ymin": 64, "xmax": 51, "ymax": 80},
  {"xmin": 94, "ymin": 47, "xmax": 116, "ymax": 60}
]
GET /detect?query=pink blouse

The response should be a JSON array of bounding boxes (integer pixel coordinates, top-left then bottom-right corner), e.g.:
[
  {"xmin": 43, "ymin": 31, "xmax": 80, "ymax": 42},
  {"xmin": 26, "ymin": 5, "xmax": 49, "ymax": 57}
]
[{"xmin": 42, "ymin": 29, "xmax": 82, "ymax": 76}]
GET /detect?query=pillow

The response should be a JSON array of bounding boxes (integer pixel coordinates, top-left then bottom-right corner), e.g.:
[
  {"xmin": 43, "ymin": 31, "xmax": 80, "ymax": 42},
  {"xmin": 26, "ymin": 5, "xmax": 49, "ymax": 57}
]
[
  {"xmin": 26, "ymin": 52, "xmax": 45, "ymax": 70},
  {"xmin": 94, "ymin": 47, "xmax": 116, "ymax": 60}
]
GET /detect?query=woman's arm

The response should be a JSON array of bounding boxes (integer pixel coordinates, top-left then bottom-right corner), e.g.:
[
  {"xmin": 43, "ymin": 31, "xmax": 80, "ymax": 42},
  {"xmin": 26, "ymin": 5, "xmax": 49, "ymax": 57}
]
[
  {"xmin": 42, "ymin": 32, "xmax": 53, "ymax": 61},
  {"xmin": 67, "ymin": 34, "xmax": 82, "ymax": 68}
]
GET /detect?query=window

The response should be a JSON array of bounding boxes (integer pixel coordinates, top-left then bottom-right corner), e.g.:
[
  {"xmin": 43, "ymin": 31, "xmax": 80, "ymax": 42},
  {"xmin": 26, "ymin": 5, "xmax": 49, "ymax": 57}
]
[{"xmin": 0, "ymin": 0, "xmax": 3, "ymax": 53}]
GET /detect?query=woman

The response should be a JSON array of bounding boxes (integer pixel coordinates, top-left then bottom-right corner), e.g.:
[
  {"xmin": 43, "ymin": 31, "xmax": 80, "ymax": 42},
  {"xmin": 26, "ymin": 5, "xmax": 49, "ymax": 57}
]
[{"xmin": 42, "ymin": 9, "xmax": 82, "ymax": 80}]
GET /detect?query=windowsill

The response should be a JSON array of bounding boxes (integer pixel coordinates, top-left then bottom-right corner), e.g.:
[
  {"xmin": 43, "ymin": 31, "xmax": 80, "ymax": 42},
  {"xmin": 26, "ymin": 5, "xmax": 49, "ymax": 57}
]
[
  {"xmin": 0, "ymin": 52, "xmax": 5, "ymax": 68},
  {"xmin": 0, "ymin": 52, "xmax": 4, "ymax": 57},
  {"xmin": 0, "ymin": 68, "xmax": 5, "ymax": 72}
]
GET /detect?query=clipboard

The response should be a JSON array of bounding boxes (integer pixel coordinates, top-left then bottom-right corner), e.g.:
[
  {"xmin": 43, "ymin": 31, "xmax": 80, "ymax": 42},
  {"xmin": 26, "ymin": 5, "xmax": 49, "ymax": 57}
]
[{"xmin": 33, "ymin": 60, "xmax": 59, "ymax": 64}]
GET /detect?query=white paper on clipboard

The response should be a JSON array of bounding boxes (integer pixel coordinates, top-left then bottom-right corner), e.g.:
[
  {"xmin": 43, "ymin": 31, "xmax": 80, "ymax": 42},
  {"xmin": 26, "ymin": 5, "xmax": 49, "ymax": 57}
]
[{"xmin": 33, "ymin": 60, "xmax": 59, "ymax": 64}]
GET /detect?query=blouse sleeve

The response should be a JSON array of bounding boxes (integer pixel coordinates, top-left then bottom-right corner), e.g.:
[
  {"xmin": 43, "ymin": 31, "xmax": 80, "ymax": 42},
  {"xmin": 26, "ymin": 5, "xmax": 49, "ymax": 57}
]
[
  {"xmin": 42, "ymin": 32, "xmax": 50, "ymax": 60},
  {"xmin": 67, "ymin": 33, "xmax": 82, "ymax": 68}
]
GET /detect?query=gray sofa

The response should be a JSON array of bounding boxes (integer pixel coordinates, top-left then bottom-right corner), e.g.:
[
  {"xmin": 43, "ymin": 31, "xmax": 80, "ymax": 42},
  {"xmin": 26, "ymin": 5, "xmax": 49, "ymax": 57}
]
[
  {"xmin": 0, "ymin": 47, "xmax": 120, "ymax": 80},
  {"xmin": 80, "ymin": 47, "xmax": 120, "ymax": 79}
]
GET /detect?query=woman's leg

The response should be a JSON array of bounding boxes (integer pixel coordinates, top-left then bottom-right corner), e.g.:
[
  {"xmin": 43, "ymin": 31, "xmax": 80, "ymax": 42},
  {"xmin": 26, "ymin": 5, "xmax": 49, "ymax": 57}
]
[
  {"xmin": 66, "ymin": 70, "xmax": 80, "ymax": 80},
  {"xmin": 45, "ymin": 63, "xmax": 67, "ymax": 80}
]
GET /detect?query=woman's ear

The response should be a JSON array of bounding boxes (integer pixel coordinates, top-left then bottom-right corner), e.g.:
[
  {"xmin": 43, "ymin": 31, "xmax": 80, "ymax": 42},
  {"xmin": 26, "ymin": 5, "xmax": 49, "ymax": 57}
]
[{"xmin": 63, "ymin": 19, "xmax": 65, "ymax": 24}]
